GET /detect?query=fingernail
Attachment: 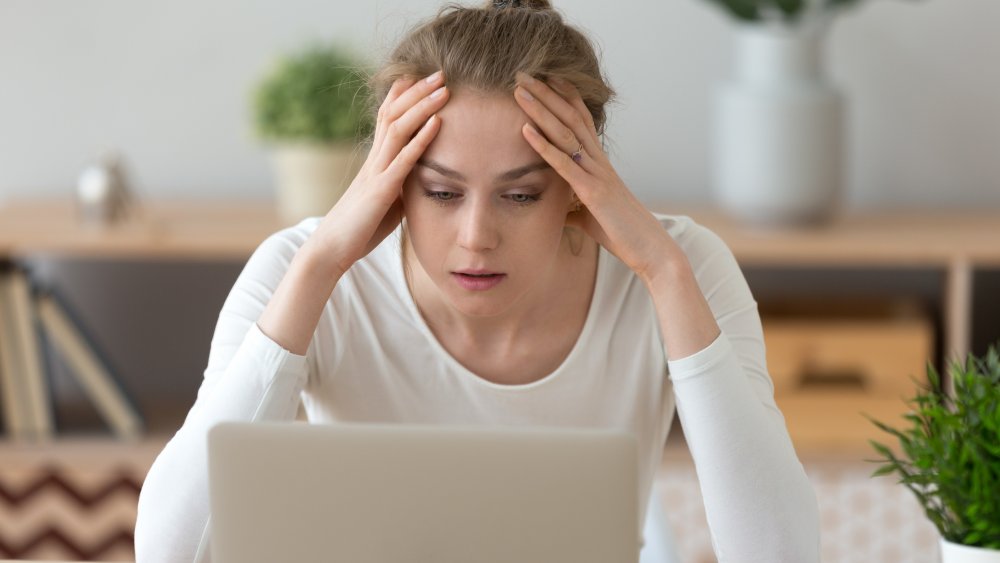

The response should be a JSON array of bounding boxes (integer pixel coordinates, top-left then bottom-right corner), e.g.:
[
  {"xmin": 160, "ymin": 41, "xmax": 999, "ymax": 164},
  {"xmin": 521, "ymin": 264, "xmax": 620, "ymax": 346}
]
[
  {"xmin": 430, "ymin": 86, "xmax": 446, "ymax": 99},
  {"xmin": 517, "ymin": 87, "xmax": 533, "ymax": 102},
  {"xmin": 426, "ymin": 70, "xmax": 443, "ymax": 84}
]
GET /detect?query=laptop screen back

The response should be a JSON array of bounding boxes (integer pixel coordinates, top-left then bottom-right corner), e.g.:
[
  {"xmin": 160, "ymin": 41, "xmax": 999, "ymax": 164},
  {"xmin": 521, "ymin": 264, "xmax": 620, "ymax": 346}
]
[{"xmin": 208, "ymin": 421, "xmax": 639, "ymax": 563}]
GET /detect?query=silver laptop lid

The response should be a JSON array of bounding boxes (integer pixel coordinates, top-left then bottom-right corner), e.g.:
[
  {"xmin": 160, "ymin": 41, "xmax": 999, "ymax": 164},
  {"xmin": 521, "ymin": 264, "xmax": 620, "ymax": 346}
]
[{"xmin": 208, "ymin": 421, "xmax": 639, "ymax": 563}]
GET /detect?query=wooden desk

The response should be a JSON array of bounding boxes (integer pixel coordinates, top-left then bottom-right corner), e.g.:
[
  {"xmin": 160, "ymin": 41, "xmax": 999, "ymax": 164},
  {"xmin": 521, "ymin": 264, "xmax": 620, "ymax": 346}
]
[
  {"xmin": 654, "ymin": 204, "xmax": 1000, "ymax": 364},
  {"xmin": 0, "ymin": 197, "xmax": 283, "ymax": 261}
]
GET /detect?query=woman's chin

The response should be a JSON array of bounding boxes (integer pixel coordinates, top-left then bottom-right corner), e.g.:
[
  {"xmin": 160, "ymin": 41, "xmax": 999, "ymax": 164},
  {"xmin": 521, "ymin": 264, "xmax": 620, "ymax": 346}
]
[
  {"xmin": 447, "ymin": 296, "xmax": 512, "ymax": 318},
  {"xmin": 442, "ymin": 285, "xmax": 520, "ymax": 318}
]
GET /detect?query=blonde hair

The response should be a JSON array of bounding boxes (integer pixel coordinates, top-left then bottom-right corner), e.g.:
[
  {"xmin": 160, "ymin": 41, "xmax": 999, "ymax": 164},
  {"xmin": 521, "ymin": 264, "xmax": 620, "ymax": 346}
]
[{"xmin": 366, "ymin": 0, "xmax": 616, "ymax": 140}]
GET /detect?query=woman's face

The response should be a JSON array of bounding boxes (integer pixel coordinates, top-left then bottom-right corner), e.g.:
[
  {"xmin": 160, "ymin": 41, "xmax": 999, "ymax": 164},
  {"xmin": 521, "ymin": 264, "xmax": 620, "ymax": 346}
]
[{"xmin": 402, "ymin": 89, "xmax": 577, "ymax": 318}]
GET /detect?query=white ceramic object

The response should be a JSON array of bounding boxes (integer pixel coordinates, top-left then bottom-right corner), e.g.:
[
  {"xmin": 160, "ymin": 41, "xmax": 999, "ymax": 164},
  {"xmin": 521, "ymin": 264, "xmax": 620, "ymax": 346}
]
[
  {"xmin": 76, "ymin": 151, "xmax": 133, "ymax": 226},
  {"xmin": 941, "ymin": 538, "xmax": 1000, "ymax": 563},
  {"xmin": 270, "ymin": 142, "xmax": 365, "ymax": 225},
  {"xmin": 712, "ymin": 22, "xmax": 843, "ymax": 227}
]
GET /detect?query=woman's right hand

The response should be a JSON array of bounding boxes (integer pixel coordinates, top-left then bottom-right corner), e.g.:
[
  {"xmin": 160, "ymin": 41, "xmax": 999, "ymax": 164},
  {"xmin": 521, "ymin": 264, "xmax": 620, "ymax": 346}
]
[{"xmin": 305, "ymin": 70, "xmax": 450, "ymax": 277}]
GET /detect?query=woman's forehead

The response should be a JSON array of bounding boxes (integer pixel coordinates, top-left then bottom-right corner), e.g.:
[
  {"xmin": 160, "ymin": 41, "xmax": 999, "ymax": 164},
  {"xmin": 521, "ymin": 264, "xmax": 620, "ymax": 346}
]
[
  {"xmin": 422, "ymin": 90, "xmax": 542, "ymax": 181},
  {"xmin": 434, "ymin": 89, "xmax": 528, "ymax": 137}
]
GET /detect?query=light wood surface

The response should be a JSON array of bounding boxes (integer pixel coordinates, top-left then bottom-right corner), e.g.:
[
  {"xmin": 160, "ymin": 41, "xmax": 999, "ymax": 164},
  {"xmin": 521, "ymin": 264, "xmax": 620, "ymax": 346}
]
[
  {"xmin": 653, "ymin": 204, "xmax": 1000, "ymax": 267},
  {"xmin": 0, "ymin": 197, "xmax": 283, "ymax": 261},
  {"xmin": 654, "ymin": 204, "xmax": 1000, "ymax": 362},
  {"xmin": 762, "ymin": 316, "xmax": 933, "ymax": 398}
]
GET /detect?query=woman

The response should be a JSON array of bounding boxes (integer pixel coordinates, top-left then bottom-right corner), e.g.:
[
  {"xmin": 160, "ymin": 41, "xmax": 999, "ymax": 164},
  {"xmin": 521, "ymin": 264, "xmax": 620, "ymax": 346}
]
[{"xmin": 135, "ymin": 0, "xmax": 820, "ymax": 561}]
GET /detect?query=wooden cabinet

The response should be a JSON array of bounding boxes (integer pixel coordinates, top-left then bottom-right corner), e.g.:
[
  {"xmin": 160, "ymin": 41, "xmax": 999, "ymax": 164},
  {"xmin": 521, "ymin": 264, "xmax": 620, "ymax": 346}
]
[
  {"xmin": 762, "ymin": 306, "xmax": 934, "ymax": 454},
  {"xmin": 656, "ymin": 205, "xmax": 1000, "ymax": 456}
]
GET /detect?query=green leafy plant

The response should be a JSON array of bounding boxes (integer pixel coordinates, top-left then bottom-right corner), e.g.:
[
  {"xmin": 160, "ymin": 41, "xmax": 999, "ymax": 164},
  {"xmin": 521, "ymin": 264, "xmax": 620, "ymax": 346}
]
[
  {"xmin": 253, "ymin": 42, "xmax": 375, "ymax": 143},
  {"xmin": 866, "ymin": 343, "xmax": 1000, "ymax": 549},
  {"xmin": 706, "ymin": 0, "xmax": 892, "ymax": 24}
]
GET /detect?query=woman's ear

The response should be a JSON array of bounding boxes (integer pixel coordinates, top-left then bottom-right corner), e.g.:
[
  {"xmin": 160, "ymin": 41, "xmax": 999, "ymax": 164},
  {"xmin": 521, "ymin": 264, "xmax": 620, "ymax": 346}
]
[{"xmin": 568, "ymin": 193, "xmax": 582, "ymax": 213}]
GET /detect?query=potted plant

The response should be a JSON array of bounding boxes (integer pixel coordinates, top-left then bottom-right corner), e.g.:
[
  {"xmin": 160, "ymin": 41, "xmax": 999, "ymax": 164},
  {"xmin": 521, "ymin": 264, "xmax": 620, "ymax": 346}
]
[
  {"xmin": 867, "ymin": 343, "xmax": 1000, "ymax": 562},
  {"xmin": 707, "ymin": 0, "xmax": 866, "ymax": 24},
  {"xmin": 704, "ymin": 0, "xmax": 913, "ymax": 227},
  {"xmin": 253, "ymin": 42, "xmax": 375, "ymax": 224}
]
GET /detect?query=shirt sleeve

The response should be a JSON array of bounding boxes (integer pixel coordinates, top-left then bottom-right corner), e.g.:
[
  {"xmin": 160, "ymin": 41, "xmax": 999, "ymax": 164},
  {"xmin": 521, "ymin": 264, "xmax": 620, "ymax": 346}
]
[
  {"xmin": 666, "ymin": 222, "xmax": 821, "ymax": 562},
  {"xmin": 134, "ymin": 226, "xmax": 315, "ymax": 563}
]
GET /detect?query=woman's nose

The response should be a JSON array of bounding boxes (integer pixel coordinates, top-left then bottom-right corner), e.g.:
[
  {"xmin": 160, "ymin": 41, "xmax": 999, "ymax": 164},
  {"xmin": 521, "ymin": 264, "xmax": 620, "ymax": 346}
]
[{"xmin": 456, "ymin": 202, "xmax": 499, "ymax": 252}]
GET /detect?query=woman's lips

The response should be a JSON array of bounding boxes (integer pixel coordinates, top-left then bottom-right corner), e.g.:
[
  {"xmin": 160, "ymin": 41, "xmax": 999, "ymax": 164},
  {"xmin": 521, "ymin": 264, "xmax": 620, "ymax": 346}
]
[{"xmin": 452, "ymin": 272, "xmax": 506, "ymax": 291}]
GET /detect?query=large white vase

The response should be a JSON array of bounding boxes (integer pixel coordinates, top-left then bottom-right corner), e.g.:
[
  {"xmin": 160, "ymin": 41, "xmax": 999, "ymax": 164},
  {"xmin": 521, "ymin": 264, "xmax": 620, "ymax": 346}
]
[
  {"xmin": 941, "ymin": 539, "xmax": 1000, "ymax": 563},
  {"xmin": 712, "ymin": 21, "xmax": 843, "ymax": 227},
  {"xmin": 270, "ymin": 141, "xmax": 365, "ymax": 225}
]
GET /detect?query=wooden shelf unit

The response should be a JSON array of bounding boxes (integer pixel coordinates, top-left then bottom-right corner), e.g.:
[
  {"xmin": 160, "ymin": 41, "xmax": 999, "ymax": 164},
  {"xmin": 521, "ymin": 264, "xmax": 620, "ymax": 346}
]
[{"xmin": 655, "ymin": 204, "xmax": 1000, "ymax": 456}]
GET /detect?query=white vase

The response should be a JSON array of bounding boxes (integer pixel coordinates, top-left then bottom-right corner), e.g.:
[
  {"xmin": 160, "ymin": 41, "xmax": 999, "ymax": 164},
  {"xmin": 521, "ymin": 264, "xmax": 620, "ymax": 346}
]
[
  {"xmin": 941, "ymin": 538, "xmax": 1000, "ymax": 563},
  {"xmin": 712, "ymin": 21, "xmax": 843, "ymax": 227},
  {"xmin": 270, "ymin": 141, "xmax": 365, "ymax": 225}
]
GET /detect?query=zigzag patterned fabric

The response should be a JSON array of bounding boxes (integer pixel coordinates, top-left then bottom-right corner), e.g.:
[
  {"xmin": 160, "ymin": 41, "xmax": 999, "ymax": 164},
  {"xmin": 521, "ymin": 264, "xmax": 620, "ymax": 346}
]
[{"xmin": 0, "ymin": 439, "xmax": 161, "ymax": 561}]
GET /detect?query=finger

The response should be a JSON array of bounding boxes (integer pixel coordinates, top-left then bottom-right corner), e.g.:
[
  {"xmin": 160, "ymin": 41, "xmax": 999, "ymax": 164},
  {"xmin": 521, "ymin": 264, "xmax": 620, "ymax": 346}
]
[
  {"xmin": 383, "ymin": 113, "xmax": 441, "ymax": 185},
  {"xmin": 521, "ymin": 121, "xmax": 594, "ymax": 192},
  {"xmin": 514, "ymin": 84, "xmax": 601, "ymax": 175},
  {"xmin": 373, "ymin": 77, "xmax": 417, "ymax": 155},
  {"xmin": 385, "ymin": 71, "xmax": 444, "ymax": 125},
  {"xmin": 514, "ymin": 72, "xmax": 603, "ymax": 163},
  {"xmin": 516, "ymin": 94, "xmax": 600, "ymax": 177},
  {"xmin": 373, "ymin": 82, "xmax": 449, "ymax": 172},
  {"xmin": 373, "ymin": 72, "xmax": 444, "ymax": 159},
  {"xmin": 548, "ymin": 77, "xmax": 599, "ymax": 141}
]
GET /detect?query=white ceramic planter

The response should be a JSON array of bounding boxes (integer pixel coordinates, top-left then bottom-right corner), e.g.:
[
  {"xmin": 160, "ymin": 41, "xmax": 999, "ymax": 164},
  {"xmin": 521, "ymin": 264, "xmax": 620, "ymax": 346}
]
[
  {"xmin": 270, "ymin": 141, "xmax": 365, "ymax": 225},
  {"xmin": 941, "ymin": 538, "xmax": 1000, "ymax": 563},
  {"xmin": 712, "ymin": 22, "xmax": 843, "ymax": 227}
]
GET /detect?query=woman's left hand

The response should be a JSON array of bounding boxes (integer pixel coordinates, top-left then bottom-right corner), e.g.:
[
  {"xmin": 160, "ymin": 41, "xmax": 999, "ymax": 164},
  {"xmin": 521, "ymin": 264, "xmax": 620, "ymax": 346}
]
[{"xmin": 513, "ymin": 71, "xmax": 683, "ymax": 284}]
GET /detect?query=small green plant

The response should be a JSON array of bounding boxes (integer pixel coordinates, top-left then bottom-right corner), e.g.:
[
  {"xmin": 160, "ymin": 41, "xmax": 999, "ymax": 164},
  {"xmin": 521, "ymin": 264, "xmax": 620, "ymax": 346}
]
[
  {"xmin": 705, "ymin": 0, "xmax": 902, "ymax": 24},
  {"xmin": 866, "ymin": 343, "xmax": 1000, "ymax": 549},
  {"xmin": 253, "ymin": 42, "xmax": 375, "ymax": 143}
]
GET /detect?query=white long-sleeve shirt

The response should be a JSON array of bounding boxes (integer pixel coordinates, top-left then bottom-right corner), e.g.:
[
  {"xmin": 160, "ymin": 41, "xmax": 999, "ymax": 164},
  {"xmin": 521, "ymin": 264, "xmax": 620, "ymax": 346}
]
[{"xmin": 135, "ymin": 212, "xmax": 820, "ymax": 562}]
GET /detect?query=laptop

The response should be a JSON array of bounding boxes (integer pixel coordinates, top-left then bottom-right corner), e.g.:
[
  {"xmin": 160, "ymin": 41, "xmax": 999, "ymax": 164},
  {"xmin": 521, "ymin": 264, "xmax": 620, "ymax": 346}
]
[{"xmin": 207, "ymin": 421, "xmax": 639, "ymax": 563}]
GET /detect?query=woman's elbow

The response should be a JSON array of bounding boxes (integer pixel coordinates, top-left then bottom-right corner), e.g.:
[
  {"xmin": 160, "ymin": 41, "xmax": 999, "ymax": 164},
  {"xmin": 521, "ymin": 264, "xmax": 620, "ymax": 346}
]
[{"xmin": 134, "ymin": 451, "xmax": 206, "ymax": 563}]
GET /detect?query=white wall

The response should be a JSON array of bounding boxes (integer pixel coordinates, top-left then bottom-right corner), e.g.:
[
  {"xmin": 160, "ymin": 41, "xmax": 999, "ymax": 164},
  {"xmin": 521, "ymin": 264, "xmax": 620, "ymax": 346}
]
[{"xmin": 2, "ymin": 0, "xmax": 998, "ymax": 208}]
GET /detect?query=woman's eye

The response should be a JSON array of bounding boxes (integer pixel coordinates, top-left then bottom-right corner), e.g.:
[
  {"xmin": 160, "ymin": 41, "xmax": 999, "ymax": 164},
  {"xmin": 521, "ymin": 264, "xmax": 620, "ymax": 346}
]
[
  {"xmin": 507, "ymin": 193, "xmax": 541, "ymax": 205},
  {"xmin": 423, "ymin": 190, "xmax": 457, "ymax": 203}
]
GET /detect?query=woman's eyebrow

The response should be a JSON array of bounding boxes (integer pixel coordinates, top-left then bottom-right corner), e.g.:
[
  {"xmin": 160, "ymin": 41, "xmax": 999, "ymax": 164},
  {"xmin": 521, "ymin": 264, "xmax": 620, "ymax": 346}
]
[{"xmin": 416, "ymin": 158, "xmax": 551, "ymax": 183}]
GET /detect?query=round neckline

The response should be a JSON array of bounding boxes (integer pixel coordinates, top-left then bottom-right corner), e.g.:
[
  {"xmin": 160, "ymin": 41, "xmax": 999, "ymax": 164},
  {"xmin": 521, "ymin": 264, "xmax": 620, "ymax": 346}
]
[{"xmin": 395, "ymin": 236, "xmax": 605, "ymax": 392}]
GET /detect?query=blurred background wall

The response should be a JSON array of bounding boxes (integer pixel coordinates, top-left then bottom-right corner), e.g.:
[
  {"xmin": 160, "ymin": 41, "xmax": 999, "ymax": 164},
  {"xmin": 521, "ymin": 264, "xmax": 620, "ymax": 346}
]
[
  {"xmin": 0, "ymin": 0, "xmax": 997, "ymax": 432},
  {"xmin": 2, "ymin": 0, "xmax": 998, "ymax": 207}
]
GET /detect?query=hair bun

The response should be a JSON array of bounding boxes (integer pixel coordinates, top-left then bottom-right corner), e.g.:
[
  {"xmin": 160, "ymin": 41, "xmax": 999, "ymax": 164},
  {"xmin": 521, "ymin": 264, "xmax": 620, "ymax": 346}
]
[{"xmin": 489, "ymin": 0, "xmax": 552, "ymax": 10}]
